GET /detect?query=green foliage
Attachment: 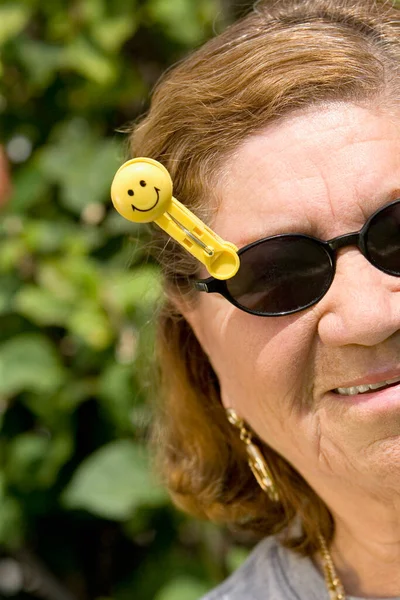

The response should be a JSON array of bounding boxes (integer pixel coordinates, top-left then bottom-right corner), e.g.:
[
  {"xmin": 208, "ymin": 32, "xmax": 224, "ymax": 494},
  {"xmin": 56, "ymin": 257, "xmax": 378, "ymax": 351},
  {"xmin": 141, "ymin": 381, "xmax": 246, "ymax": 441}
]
[
  {"xmin": 62, "ymin": 440, "xmax": 167, "ymax": 519},
  {"xmin": 0, "ymin": 473, "xmax": 24, "ymax": 548},
  {"xmin": 153, "ymin": 576, "xmax": 210, "ymax": 600},
  {"xmin": 0, "ymin": 0, "xmax": 254, "ymax": 598},
  {"xmin": 0, "ymin": 333, "xmax": 66, "ymax": 396}
]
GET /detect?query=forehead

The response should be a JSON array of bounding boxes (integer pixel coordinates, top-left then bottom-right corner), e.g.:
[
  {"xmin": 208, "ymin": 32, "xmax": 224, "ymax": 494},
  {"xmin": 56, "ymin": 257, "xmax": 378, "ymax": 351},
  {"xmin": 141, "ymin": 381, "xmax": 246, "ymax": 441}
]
[{"xmin": 213, "ymin": 102, "xmax": 400, "ymax": 246}]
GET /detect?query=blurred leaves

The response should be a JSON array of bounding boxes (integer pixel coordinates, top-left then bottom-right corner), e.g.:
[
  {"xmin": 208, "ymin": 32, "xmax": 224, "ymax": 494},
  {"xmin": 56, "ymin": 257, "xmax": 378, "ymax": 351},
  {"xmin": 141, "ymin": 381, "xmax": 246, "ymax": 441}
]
[
  {"xmin": 154, "ymin": 576, "xmax": 210, "ymax": 600},
  {"xmin": 0, "ymin": 334, "xmax": 66, "ymax": 397},
  {"xmin": 0, "ymin": 474, "xmax": 23, "ymax": 548},
  {"xmin": 0, "ymin": 0, "xmax": 246, "ymax": 598},
  {"xmin": 16, "ymin": 39, "xmax": 64, "ymax": 89},
  {"xmin": 38, "ymin": 119, "xmax": 121, "ymax": 213},
  {"xmin": 147, "ymin": 0, "xmax": 218, "ymax": 45},
  {"xmin": 6, "ymin": 430, "xmax": 73, "ymax": 492},
  {"xmin": 0, "ymin": 5, "xmax": 31, "ymax": 46},
  {"xmin": 226, "ymin": 545, "xmax": 250, "ymax": 573},
  {"xmin": 62, "ymin": 440, "xmax": 166, "ymax": 519},
  {"xmin": 63, "ymin": 37, "xmax": 117, "ymax": 86}
]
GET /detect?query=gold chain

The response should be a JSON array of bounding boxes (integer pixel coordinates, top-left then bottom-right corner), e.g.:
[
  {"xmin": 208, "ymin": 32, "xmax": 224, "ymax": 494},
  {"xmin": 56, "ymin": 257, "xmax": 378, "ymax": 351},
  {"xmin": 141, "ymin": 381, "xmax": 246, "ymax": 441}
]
[
  {"xmin": 318, "ymin": 533, "xmax": 346, "ymax": 600},
  {"xmin": 225, "ymin": 409, "xmax": 345, "ymax": 598}
]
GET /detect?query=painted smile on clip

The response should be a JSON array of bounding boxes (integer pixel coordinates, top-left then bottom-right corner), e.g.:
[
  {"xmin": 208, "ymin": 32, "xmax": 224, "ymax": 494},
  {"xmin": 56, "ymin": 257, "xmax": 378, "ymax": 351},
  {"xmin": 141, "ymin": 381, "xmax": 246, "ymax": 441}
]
[{"xmin": 131, "ymin": 187, "xmax": 160, "ymax": 213}]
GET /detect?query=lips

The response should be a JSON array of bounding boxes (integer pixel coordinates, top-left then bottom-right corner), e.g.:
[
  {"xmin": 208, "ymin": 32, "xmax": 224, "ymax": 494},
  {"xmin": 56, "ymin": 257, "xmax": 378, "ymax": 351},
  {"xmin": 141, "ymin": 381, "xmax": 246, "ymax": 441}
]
[
  {"xmin": 331, "ymin": 369, "xmax": 400, "ymax": 397},
  {"xmin": 335, "ymin": 375, "xmax": 400, "ymax": 396}
]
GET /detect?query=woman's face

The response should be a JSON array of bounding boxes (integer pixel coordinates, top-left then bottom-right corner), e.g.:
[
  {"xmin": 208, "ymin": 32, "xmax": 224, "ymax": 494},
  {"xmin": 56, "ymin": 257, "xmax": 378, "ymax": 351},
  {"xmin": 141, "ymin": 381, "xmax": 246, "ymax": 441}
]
[{"xmin": 185, "ymin": 102, "xmax": 400, "ymax": 504}]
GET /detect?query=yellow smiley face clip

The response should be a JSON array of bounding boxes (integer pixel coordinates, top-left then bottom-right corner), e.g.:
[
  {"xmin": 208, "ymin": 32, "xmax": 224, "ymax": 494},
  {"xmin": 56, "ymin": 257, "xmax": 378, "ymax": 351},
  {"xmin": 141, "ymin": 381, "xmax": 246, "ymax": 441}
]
[{"xmin": 110, "ymin": 157, "xmax": 240, "ymax": 280}]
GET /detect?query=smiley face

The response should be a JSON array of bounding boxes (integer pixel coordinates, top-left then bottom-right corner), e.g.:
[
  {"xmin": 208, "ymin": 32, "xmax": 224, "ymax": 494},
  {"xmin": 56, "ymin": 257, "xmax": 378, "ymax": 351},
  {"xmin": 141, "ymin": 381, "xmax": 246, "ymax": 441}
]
[
  {"xmin": 111, "ymin": 158, "xmax": 173, "ymax": 223},
  {"xmin": 128, "ymin": 179, "xmax": 160, "ymax": 213}
]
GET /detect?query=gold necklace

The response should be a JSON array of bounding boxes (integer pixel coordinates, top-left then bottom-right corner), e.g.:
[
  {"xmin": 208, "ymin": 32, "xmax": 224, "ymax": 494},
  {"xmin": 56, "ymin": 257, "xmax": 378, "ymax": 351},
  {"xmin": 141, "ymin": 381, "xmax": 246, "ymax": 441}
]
[{"xmin": 318, "ymin": 533, "xmax": 346, "ymax": 600}]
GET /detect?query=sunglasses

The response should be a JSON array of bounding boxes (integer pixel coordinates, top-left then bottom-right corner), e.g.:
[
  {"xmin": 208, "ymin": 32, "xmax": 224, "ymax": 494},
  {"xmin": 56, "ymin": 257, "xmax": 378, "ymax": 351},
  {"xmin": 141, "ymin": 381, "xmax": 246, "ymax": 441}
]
[{"xmin": 194, "ymin": 199, "xmax": 400, "ymax": 317}]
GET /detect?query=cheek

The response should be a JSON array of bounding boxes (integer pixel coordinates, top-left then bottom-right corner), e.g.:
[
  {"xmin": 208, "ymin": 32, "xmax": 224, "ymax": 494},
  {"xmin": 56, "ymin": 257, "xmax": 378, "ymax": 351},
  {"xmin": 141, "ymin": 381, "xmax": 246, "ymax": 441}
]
[{"xmin": 202, "ymin": 302, "xmax": 318, "ymax": 455}]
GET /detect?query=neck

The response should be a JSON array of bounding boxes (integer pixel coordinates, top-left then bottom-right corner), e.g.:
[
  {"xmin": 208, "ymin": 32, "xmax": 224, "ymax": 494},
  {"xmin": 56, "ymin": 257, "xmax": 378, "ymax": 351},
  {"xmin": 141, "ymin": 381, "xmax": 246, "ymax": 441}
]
[{"xmin": 316, "ymin": 492, "xmax": 400, "ymax": 597}]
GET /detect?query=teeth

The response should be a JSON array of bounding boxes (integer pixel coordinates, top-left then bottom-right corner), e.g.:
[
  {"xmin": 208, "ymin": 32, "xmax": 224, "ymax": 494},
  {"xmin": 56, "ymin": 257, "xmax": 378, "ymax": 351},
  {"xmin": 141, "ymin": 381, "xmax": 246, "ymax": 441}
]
[
  {"xmin": 336, "ymin": 375, "xmax": 400, "ymax": 396},
  {"xmin": 369, "ymin": 381, "xmax": 386, "ymax": 389}
]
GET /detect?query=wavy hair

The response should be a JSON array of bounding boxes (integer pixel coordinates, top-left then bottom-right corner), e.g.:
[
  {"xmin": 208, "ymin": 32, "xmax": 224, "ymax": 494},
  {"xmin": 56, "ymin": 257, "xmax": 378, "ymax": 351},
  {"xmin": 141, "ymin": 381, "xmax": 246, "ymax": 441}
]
[{"xmin": 129, "ymin": 0, "xmax": 400, "ymax": 556}]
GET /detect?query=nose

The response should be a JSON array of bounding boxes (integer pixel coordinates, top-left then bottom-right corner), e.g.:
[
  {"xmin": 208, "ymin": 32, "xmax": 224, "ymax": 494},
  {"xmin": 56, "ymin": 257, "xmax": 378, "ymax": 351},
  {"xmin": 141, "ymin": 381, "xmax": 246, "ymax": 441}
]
[{"xmin": 316, "ymin": 249, "xmax": 400, "ymax": 347}]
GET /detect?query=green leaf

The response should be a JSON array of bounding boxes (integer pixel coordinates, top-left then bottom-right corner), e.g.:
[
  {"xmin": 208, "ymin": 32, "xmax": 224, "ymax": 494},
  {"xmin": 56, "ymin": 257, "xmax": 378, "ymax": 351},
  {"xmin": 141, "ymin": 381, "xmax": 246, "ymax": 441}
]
[
  {"xmin": 75, "ymin": 0, "xmax": 106, "ymax": 26},
  {"xmin": 0, "ymin": 4, "xmax": 31, "ymax": 46},
  {"xmin": 62, "ymin": 440, "xmax": 167, "ymax": 520},
  {"xmin": 0, "ymin": 334, "xmax": 66, "ymax": 396},
  {"xmin": 43, "ymin": 432, "xmax": 74, "ymax": 486},
  {"xmin": 23, "ymin": 220, "xmax": 75, "ymax": 253},
  {"xmin": 0, "ymin": 274, "xmax": 19, "ymax": 315},
  {"xmin": 38, "ymin": 119, "xmax": 121, "ymax": 213},
  {"xmin": 226, "ymin": 545, "xmax": 250, "ymax": 573},
  {"xmin": 6, "ymin": 431, "xmax": 73, "ymax": 491},
  {"xmin": 6, "ymin": 433, "xmax": 49, "ymax": 489},
  {"xmin": 105, "ymin": 265, "xmax": 162, "ymax": 314},
  {"xmin": 62, "ymin": 36, "xmax": 117, "ymax": 85},
  {"xmin": 37, "ymin": 260, "xmax": 82, "ymax": 303},
  {"xmin": 154, "ymin": 577, "xmax": 210, "ymax": 600},
  {"xmin": 91, "ymin": 17, "xmax": 138, "ymax": 53},
  {"xmin": 23, "ymin": 381, "xmax": 93, "ymax": 422},
  {"xmin": 39, "ymin": 256, "xmax": 99, "ymax": 301},
  {"xmin": 14, "ymin": 285, "xmax": 72, "ymax": 326},
  {"xmin": 17, "ymin": 39, "xmax": 63, "ymax": 88},
  {"xmin": 97, "ymin": 361, "xmax": 137, "ymax": 432},
  {"xmin": 7, "ymin": 163, "xmax": 49, "ymax": 214},
  {"xmin": 0, "ymin": 474, "xmax": 23, "ymax": 549},
  {"xmin": 147, "ymin": 0, "xmax": 217, "ymax": 45},
  {"xmin": 68, "ymin": 303, "xmax": 113, "ymax": 349},
  {"xmin": 0, "ymin": 238, "xmax": 26, "ymax": 273}
]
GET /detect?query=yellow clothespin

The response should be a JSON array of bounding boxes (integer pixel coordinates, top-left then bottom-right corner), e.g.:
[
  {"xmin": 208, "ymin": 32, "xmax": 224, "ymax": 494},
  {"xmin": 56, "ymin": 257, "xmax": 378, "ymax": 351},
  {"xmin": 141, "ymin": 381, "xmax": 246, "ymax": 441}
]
[{"xmin": 110, "ymin": 157, "xmax": 240, "ymax": 280}]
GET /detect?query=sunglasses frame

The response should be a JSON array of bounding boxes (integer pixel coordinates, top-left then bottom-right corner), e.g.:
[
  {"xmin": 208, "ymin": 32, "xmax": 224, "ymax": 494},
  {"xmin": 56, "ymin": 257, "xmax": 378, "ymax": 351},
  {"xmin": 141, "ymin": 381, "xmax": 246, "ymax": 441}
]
[{"xmin": 193, "ymin": 198, "xmax": 400, "ymax": 317}]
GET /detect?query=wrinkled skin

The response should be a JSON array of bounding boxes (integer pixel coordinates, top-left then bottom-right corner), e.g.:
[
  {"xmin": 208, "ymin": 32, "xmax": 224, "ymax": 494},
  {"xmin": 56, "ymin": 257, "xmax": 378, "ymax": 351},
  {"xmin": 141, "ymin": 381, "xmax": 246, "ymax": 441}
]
[{"xmin": 184, "ymin": 103, "xmax": 400, "ymax": 596}]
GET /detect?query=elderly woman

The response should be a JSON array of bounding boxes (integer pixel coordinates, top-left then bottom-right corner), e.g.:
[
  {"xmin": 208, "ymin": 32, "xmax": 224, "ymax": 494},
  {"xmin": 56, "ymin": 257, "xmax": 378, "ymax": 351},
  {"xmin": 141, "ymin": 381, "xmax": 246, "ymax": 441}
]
[{"xmin": 127, "ymin": 0, "xmax": 400, "ymax": 598}]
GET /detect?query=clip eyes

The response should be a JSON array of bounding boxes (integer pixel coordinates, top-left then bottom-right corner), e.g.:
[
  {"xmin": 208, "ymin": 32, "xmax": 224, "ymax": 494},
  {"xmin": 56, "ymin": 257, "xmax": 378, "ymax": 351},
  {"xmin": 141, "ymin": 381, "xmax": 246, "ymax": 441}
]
[{"xmin": 111, "ymin": 157, "xmax": 240, "ymax": 280}]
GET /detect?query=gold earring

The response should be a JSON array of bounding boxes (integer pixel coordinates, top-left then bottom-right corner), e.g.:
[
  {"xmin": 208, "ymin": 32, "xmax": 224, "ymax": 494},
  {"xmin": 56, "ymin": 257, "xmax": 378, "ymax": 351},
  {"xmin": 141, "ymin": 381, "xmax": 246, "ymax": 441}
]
[{"xmin": 226, "ymin": 408, "xmax": 280, "ymax": 502}]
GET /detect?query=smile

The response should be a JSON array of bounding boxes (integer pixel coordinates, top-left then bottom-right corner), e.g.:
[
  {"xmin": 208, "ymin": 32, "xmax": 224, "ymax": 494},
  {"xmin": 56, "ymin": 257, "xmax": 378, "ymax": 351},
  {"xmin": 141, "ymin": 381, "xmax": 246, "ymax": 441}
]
[
  {"xmin": 131, "ymin": 187, "xmax": 160, "ymax": 212},
  {"xmin": 335, "ymin": 375, "xmax": 400, "ymax": 396}
]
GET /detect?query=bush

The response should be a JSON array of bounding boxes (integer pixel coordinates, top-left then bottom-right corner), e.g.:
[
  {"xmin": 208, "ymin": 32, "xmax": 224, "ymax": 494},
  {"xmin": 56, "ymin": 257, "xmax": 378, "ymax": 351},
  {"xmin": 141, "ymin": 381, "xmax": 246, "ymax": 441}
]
[{"xmin": 0, "ymin": 1, "xmax": 253, "ymax": 598}]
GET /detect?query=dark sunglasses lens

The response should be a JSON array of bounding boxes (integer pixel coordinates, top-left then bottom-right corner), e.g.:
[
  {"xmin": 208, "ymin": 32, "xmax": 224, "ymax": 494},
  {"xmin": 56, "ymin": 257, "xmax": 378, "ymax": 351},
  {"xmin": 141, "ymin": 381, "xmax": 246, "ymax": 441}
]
[
  {"xmin": 366, "ymin": 201, "xmax": 400, "ymax": 275},
  {"xmin": 226, "ymin": 236, "xmax": 333, "ymax": 315}
]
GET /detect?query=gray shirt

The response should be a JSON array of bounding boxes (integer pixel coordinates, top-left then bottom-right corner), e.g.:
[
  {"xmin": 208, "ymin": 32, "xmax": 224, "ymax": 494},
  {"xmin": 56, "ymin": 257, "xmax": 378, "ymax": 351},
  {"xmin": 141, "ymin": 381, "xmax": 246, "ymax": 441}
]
[{"xmin": 201, "ymin": 536, "xmax": 400, "ymax": 600}]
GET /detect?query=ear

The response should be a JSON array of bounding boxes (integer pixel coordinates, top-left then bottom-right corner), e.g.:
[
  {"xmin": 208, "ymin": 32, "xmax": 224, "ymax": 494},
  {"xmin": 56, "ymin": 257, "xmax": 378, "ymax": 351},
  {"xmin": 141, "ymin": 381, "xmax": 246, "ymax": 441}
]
[{"xmin": 169, "ymin": 290, "xmax": 212, "ymax": 358}]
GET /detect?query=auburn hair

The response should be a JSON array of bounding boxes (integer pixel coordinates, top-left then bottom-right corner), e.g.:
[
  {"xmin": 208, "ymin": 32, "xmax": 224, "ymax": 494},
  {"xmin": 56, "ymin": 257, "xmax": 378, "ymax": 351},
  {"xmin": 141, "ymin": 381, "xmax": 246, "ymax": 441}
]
[{"xmin": 129, "ymin": 0, "xmax": 400, "ymax": 556}]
